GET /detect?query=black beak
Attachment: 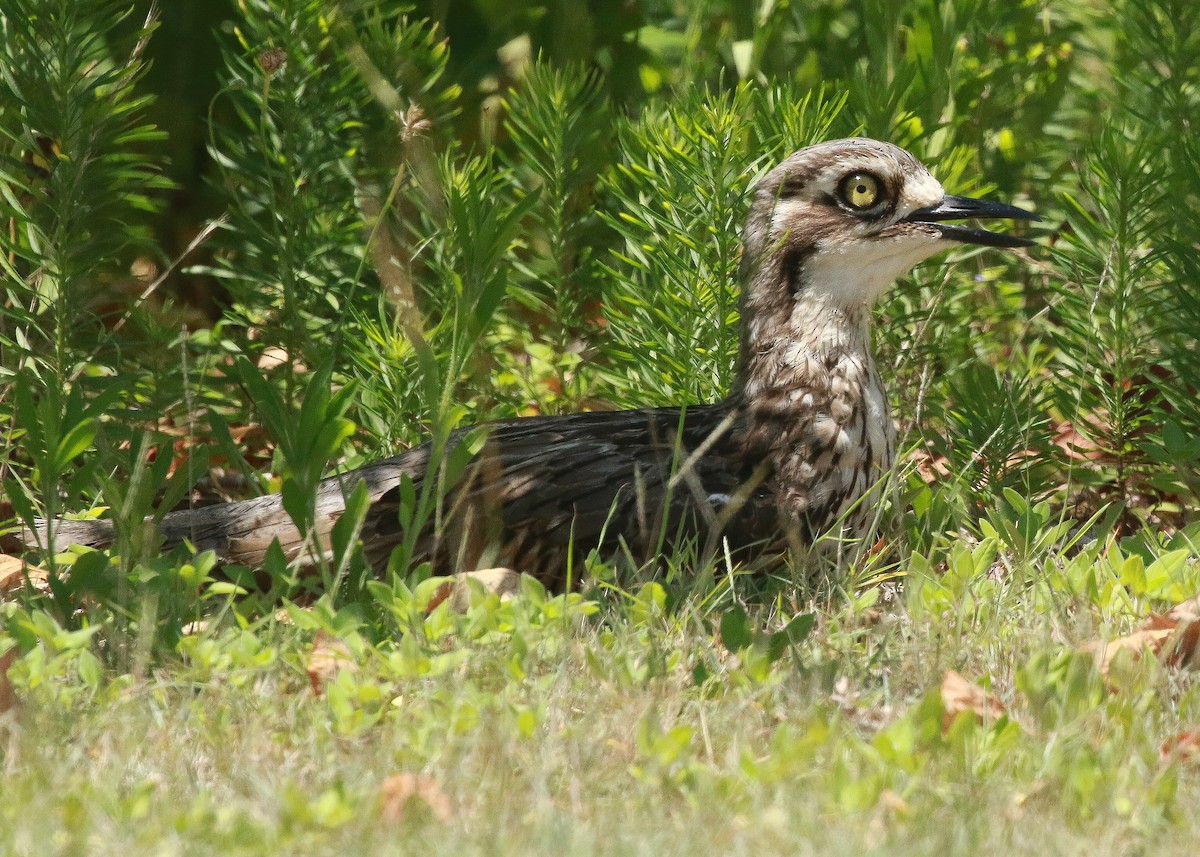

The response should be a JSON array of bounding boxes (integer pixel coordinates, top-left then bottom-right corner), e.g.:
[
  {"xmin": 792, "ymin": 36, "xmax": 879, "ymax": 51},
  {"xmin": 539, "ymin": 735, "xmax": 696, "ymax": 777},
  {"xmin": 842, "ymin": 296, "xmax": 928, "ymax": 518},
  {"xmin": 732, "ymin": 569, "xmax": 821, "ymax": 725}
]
[{"xmin": 903, "ymin": 194, "xmax": 1040, "ymax": 248}]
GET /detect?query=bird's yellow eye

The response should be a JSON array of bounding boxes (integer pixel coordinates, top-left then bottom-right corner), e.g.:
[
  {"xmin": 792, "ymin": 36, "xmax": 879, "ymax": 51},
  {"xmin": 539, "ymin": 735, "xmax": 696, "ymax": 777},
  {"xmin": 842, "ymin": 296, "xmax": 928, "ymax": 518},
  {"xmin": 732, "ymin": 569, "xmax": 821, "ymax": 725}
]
[{"xmin": 838, "ymin": 172, "xmax": 882, "ymax": 210}]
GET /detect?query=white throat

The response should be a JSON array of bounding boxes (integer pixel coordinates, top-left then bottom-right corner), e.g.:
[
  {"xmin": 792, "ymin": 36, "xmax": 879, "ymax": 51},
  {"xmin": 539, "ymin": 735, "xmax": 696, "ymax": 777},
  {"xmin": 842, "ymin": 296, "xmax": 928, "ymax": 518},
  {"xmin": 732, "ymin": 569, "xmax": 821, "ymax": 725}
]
[{"xmin": 803, "ymin": 234, "xmax": 945, "ymax": 308}]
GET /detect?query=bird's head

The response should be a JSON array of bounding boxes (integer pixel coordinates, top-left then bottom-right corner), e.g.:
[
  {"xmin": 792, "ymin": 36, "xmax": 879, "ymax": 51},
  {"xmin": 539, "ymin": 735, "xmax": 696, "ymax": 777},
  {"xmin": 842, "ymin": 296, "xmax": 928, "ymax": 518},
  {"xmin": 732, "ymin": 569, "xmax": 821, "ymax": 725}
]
[{"xmin": 740, "ymin": 138, "xmax": 1038, "ymax": 310}]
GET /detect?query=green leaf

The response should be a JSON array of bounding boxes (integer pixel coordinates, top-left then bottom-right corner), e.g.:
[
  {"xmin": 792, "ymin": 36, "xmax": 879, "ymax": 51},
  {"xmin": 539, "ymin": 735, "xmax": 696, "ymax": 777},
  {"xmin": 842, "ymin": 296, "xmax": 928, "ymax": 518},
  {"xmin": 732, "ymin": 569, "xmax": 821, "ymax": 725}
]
[
  {"xmin": 719, "ymin": 604, "xmax": 751, "ymax": 653},
  {"xmin": 766, "ymin": 612, "xmax": 815, "ymax": 663}
]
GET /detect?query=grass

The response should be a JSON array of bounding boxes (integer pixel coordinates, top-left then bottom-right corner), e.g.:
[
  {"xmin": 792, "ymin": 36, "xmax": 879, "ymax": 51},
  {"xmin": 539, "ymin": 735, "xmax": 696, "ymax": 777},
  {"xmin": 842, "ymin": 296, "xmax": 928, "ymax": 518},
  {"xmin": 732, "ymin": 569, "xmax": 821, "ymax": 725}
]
[{"xmin": 4, "ymin": 551, "xmax": 1200, "ymax": 855}]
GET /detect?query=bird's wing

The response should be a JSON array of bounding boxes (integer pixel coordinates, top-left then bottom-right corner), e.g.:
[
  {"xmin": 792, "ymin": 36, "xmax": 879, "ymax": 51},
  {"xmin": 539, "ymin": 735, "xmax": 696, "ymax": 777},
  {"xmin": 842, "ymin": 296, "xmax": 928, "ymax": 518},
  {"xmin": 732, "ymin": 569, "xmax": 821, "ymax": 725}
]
[{"xmin": 360, "ymin": 404, "xmax": 780, "ymax": 579}]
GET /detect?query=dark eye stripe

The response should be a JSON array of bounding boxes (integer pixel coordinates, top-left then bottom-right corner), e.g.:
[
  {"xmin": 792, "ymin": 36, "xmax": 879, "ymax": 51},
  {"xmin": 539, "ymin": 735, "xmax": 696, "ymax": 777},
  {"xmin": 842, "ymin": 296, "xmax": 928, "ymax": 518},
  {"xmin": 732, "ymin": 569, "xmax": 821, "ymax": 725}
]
[{"xmin": 779, "ymin": 178, "xmax": 807, "ymax": 198}]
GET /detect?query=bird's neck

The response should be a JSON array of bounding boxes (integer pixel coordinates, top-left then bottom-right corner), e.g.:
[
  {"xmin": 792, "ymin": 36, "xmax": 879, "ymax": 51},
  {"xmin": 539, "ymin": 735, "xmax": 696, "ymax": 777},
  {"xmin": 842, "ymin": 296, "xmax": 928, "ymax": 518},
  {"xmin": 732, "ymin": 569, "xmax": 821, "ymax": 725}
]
[
  {"xmin": 730, "ymin": 279, "xmax": 875, "ymax": 412},
  {"xmin": 725, "ymin": 266, "xmax": 897, "ymax": 540}
]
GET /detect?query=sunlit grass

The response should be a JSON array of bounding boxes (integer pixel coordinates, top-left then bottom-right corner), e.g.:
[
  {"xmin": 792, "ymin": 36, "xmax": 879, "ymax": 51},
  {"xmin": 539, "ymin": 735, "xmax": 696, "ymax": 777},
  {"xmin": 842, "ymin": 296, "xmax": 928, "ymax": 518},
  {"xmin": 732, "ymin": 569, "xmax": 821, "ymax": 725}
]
[{"xmin": 4, "ymin": 552, "xmax": 1200, "ymax": 856}]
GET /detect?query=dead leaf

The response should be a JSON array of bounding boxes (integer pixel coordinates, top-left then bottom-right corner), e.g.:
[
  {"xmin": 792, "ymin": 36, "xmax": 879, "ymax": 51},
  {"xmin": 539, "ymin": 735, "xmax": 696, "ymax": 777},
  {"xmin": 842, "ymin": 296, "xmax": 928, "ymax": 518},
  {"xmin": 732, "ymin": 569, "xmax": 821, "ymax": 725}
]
[
  {"xmin": 1160, "ymin": 729, "xmax": 1200, "ymax": 764},
  {"xmin": 908, "ymin": 448, "xmax": 952, "ymax": 484},
  {"xmin": 379, "ymin": 773, "xmax": 452, "ymax": 824},
  {"xmin": 305, "ymin": 631, "xmax": 355, "ymax": 695},
  {"xmin": 449, "ymin": 568, "xmax": 520, "ymax": 612},
  {"xmin": 1052, "ymin": 419, "xmax": 1110, "ymax": 463},
  {"xmin": 0, "ymin": 644, "xmax": 18, "ymax": 715},
  {"xmin": 256, "ymin": 346, "xmax": 307, "ymax": 374},
  {"xmin": 1084, "ymin": 621, "xmax": 1175, "ymax": 677},
  {"xmin": 425, "ymin": 580, "xmax": 455, "ymax": 614},
  {"xmin": 1160, "ymin": 594, "xmax": 1200, "ymax": 669},
  {"xmin": 426, "ymin": 568, "xmax": 521, "ymax": 615},
  {"xmin": 1167, "ymin": 594, "xmax": 1200, "ymax": 624},
  {"xmin": 1084, "ymin": 592, "xmax": 1200, "ymax": 677},
  {"xmin": 940, "ymin": 670, "xmax": 1006, "ymax": 732},
  {"xmin": 876, "ymin": 788, "xmax": 910, "ymax": 815},
  {"xmin": 0, "ymin": 554, "xmax": 51, "ymax": 597}
]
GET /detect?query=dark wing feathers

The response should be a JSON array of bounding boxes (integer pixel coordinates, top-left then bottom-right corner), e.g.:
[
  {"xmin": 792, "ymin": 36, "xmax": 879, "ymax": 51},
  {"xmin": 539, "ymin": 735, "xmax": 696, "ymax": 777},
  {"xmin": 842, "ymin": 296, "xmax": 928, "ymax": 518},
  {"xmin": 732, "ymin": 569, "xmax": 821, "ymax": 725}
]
[{"xmin": 359, "ymin": 403, "xmax": 781, "ymax": 579}]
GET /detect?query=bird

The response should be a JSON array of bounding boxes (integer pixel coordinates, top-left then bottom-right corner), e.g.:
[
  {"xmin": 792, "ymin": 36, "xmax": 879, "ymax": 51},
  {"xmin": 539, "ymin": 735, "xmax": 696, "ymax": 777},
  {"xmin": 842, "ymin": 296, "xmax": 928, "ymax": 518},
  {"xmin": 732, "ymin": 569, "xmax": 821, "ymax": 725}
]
[{"xmin": 28, "ymin": 138, "xmax": 1037, "ymax": 586}]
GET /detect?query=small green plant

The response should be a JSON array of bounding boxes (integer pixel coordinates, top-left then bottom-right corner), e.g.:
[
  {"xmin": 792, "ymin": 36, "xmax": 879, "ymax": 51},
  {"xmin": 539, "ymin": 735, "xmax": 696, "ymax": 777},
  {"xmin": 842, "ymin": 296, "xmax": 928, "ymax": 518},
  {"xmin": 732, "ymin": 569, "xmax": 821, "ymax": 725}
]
[{"xmin": 0, "ymin": 0, "xmax": 168, "ymax": 379}]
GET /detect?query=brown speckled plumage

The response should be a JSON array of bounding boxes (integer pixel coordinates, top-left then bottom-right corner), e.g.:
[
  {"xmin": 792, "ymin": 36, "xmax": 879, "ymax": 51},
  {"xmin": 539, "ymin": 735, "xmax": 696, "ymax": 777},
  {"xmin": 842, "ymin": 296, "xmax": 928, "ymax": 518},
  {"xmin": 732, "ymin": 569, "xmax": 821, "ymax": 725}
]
[{"xmin": 28, "ymin": 139, "xmax": 1037, "ymax": 584}]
